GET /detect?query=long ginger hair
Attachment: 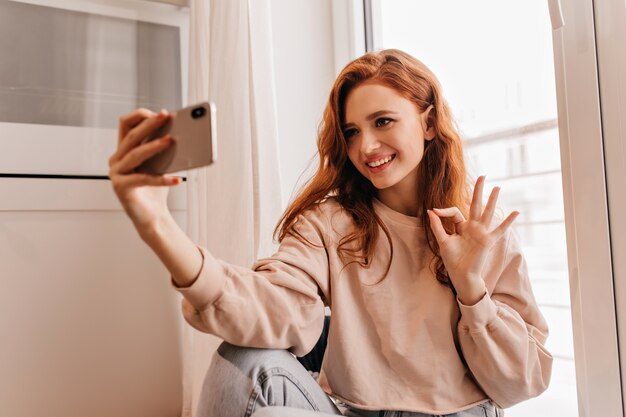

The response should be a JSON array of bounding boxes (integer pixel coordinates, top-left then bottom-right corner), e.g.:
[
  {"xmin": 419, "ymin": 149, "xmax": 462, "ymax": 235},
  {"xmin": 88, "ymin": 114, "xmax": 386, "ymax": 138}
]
[{"xmin": 274, "ymin": 49, "xmax": 470, "ymax": 289}]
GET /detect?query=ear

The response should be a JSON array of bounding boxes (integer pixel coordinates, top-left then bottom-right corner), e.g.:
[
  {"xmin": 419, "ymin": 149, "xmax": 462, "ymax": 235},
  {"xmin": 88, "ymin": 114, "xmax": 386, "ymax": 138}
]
[{"xmin": 420, "ymin": 105, "xmax": 436, "ymax": 141}]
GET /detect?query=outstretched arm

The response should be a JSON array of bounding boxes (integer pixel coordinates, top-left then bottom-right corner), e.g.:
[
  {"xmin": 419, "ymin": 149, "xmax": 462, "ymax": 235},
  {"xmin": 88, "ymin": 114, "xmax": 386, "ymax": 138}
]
[
  {"xmin": 173, "ymin": 212, "xmax": 331, "ymax": 357},
  {"xmin": 109, "ymin": 108, "xmax": 204, "ymax": 288}
]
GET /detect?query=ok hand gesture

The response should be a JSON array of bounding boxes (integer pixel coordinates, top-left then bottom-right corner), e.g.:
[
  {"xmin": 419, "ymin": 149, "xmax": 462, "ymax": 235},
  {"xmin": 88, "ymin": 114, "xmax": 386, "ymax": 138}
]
[{"xmin": 427, "ymin": 176, "xmax": 519, "ymax": 305}]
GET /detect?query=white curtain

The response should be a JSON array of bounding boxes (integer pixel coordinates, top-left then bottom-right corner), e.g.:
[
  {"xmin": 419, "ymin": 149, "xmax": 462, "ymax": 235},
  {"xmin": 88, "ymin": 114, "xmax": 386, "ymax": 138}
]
[{"xmin": 182, "ymin": 0, "xmax": 283, "ymax": 416}]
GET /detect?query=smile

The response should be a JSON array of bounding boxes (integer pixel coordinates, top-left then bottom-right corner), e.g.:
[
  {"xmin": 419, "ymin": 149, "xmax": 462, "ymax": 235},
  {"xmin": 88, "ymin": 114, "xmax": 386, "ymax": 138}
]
[
  {"xmin": 366, "ymin": 154, "xmax": 396, "ymax": 172},
  {"xmin": 366, "ymin": 155, "xmax": 395, "ymax": 167}
]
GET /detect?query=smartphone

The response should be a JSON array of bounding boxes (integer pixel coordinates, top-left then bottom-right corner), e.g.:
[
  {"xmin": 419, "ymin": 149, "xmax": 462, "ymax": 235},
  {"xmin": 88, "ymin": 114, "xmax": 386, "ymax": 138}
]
[{"xmin": 135, "ymin": 102, "xmax": 217, "ymax": 174}]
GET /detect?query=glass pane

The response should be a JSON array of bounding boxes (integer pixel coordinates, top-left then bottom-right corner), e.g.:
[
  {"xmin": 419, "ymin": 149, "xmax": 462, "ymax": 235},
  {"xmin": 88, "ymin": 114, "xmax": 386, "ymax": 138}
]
[
  {"xmin": 0, "ymin": 1, "xmax": 182, "ymax": 128},
  {"xmin": 379, "ymin": 0, "xmax": 557, "ymax": 136},
  {"xmin": 376, "ymin": 1, "xmax": 577, "ymax": 416}
]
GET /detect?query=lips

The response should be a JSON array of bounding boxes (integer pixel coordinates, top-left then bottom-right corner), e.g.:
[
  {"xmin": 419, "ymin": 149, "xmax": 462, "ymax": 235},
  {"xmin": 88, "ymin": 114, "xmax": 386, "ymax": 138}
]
[{"xmin": 365, "ymin": 154, "xmax": 396, "ymax": 173}]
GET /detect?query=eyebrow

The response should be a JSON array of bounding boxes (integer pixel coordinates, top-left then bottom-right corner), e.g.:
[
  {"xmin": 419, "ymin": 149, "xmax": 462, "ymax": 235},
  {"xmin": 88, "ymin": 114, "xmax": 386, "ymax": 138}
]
[{"xmin": 343, "ymin": 110, "xmax": 399, "ymax": 128}]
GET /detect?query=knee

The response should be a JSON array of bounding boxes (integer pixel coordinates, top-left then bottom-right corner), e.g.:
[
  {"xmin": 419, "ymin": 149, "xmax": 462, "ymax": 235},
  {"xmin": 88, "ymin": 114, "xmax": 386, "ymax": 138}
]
[
  {"xmin": 196, "ymin": 343, "xmax": 296, "ymax": 416},
  {"xmin": 216, "ymin": 340, "xmax": 270, "ymax": 362},
  {"xmin": 213, "ymin": 341, "xmax": 296, "ymax": 377},
  {"xmin": 197, "ymin": 343, "xmax": 334, "ymax": 417},
  {"xmin": 201, "ymin": 341, "xmax": 303, "ymax": 397}
]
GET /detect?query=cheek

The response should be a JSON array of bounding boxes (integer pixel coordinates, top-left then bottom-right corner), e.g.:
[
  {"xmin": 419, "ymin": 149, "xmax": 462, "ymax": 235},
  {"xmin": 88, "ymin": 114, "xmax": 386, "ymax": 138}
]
[
  {"xmin": 405, "ymin": 133, "xmax": 427, "ymax": 155},
  {"xmin": 413, "ymin": 140, "xmax": 426, "ymax": 155},
  {"xmin": 409, "ymin": 146, "xmax": 426, "ymax": 164}
]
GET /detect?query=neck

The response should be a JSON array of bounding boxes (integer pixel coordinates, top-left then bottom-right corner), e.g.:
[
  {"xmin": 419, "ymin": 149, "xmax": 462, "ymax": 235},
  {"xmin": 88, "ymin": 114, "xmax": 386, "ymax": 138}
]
[{"xmin": 376, "ymin": 189, "xmax": 420, "ymax": 217}]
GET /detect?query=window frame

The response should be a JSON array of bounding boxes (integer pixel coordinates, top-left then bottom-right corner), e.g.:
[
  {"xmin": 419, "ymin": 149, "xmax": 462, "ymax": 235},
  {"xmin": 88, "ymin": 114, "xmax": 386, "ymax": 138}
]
[{"xmin": 594, "ymin": 0, "xmax": 626, "ymax": 411}]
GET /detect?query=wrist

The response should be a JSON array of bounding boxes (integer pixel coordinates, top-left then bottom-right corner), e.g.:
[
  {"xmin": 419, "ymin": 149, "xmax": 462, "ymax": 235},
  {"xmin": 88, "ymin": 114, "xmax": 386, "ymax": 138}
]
[
  {"xmin": 137, "ymin": 211, "xmax": 176, "ymax": 245},
  {"xmin": 456, "ymin": 278, "xmax": 487, "ymax": 306},
  {"xmin": 134, "ymin": 210, "xmax": 205, "ymax": 288}
]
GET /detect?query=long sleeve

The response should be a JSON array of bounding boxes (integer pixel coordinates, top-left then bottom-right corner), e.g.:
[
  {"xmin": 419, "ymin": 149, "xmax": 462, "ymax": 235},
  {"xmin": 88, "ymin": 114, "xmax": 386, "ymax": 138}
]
[
  {"xmin": 456, "ymin": 229, "xmax": 553, "ymax": 408},
  {"xmin": 172, "ymin": 211, "xmax": 330, "ymax": 357}
]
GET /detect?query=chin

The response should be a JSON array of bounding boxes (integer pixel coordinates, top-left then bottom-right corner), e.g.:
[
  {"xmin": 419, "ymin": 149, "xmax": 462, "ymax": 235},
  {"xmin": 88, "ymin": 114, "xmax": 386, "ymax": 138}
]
[{"xmin": 370, "ymin": 179, "xmax": 397, "ymax": 190}]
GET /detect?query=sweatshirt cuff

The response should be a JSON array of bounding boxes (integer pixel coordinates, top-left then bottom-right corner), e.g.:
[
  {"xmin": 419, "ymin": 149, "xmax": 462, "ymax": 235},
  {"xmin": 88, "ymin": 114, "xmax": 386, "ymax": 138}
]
[
  {"xmin": 171, "ymin": 246, "xmax": 226, "ymax": 310},
  {"xmin": 457, "ymin": 291, "xmax": 499, "ymax": 331}
]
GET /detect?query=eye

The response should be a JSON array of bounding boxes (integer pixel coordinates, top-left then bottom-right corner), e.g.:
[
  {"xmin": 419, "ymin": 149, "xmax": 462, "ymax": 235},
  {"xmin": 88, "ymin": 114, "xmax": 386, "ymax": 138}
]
[
  {"xmin": 343, "ymin": 128, "xmax": 358, "ymax": 140},
  {"xmin": 375, "ymin": 117, "xmax": 393, "ymax": 128}
]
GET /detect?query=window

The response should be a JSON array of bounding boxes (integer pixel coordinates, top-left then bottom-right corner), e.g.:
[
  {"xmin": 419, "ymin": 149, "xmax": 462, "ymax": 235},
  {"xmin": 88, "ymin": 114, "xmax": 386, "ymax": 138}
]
[
  {"xmin": 0, "ymin": 0, "xmax": 188, "ymax": 177},
  {"xmin": 369, "ymin": 1, "xmax": 577, "ymax": 415}
]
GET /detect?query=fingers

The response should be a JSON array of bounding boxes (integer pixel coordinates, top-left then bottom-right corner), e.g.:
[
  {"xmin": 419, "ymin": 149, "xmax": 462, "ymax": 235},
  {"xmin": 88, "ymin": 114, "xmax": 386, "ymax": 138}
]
[
  {"xmin": 469, "ymin": 175, "xmax": 485, "ymax": 220},
  {"xmin": 470, "ymin": 176, "xmax": 503, "ymax": 227},
  {"xmin": 118, "ymin": 108, "xmax": 155, "ymax": 144},
  {"xmin": 491, "ymin": 210, "xmax": 520, "ymax": 238},
  {"xmin": 116, "ymin": 110, "xmax": 170, "ymax": 161},
  {"xmin": 427, "ymin": 210, "xmax": 449, "ymax": 243},
  {"xmin": 114, "ymin": 135, "xmax": 175, "ymax": 175},
  {"xmin": 432, "ymin": 207, "xmax": 465, "ymax": 224},
  {"xmin": 113, "ymin": 173, "xmax": 182, "ymax": 191},
  {"xmin": 480, "ymin": 186, "xmax": 500, "ymax": 225}
]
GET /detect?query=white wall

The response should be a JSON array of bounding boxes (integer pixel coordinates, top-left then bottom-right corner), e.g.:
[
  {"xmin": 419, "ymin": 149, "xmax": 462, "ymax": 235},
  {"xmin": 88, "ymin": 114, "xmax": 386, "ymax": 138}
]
[{"xmin": 270, "ymin": 0, "xmax": 337, "ymax": 210}]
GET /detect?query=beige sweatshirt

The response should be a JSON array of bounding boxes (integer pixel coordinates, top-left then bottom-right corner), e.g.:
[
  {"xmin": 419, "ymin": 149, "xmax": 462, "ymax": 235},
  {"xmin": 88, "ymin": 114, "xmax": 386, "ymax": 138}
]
[{"xmin": 174, "ymin": 197, "xmax": 553, "ymax": 414}]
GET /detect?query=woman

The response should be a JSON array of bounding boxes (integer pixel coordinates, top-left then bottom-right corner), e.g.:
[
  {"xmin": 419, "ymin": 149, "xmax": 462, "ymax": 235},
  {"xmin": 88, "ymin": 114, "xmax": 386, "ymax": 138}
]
[{"xmin": 108, "ymin": 49, "xmax": 552, "ymax": 417}]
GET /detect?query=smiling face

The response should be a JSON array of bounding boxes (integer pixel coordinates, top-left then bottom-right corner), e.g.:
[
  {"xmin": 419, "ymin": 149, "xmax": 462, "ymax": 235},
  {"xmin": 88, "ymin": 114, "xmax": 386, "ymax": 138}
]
[{"xmin": 343, "ymin": 81, "xmax": 435, "ymax": 214}]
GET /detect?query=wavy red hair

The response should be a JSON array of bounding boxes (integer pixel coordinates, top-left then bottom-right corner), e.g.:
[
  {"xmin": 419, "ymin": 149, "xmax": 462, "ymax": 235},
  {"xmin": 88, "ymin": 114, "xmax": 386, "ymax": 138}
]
[{"xmin": 274, "ymin": 49, "xmax": 471, "ymax": 289}]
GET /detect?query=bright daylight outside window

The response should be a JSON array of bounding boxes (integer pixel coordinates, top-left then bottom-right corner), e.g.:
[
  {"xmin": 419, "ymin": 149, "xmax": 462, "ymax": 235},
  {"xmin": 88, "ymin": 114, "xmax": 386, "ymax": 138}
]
[{"xmin": 372, "ymin": 1, "xmax": 577, "ymax": 416}]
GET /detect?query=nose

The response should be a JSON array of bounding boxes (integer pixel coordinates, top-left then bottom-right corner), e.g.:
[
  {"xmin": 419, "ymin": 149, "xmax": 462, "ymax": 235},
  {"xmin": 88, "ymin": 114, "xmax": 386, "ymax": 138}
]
[{"xmin": 360, "ymin": 130, "xmax": 381, "ymax": 154}]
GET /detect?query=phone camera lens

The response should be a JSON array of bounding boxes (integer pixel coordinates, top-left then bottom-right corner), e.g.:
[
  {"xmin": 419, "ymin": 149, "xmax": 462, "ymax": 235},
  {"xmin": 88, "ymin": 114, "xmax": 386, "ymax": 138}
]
[{"xmin": 191, "ymin": 107, "xmax": 206, "ymax": 119}]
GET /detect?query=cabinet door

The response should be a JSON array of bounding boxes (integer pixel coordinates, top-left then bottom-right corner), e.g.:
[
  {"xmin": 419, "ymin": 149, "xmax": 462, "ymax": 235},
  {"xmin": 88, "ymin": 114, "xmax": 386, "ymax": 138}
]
[{"xmin": 0, "ymin": 178, "xmax": 187, "ymax": 417}]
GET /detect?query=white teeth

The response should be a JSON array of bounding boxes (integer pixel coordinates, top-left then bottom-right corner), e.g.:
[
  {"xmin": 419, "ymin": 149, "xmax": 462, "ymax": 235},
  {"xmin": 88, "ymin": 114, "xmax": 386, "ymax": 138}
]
[{"xmin": 367, "ymin": 155, "xmax": 393, "ymax": 167}]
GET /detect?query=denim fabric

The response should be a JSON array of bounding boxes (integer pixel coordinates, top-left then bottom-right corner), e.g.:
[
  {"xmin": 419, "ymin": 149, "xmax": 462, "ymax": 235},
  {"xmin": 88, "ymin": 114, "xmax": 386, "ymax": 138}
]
[
  {"xmin": 195, "ymin": 342, "xmax": 503, "ymax": 417},
  {"xmin": 195, "ymin": 342, "xmax": 341, "ymax": 417},
  {"xmin": 343, "ymin": 402, "xmax": 502, "ymax": 417},
  {"xmin": 253, "ymin": 404, "xmax": 503, "ymax": 417}
]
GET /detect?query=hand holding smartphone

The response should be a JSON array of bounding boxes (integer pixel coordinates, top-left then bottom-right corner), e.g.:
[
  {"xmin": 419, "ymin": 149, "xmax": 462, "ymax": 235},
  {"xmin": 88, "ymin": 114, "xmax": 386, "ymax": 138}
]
[{"xmin": 135, "ymin": 102, "xmax": 217, "ymax": 174}]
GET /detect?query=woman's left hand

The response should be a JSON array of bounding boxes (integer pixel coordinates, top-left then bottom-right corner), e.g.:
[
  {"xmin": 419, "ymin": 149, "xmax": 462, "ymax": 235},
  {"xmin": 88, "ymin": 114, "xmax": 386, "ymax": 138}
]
[{"xmin": 427, "ymin": 176, "xmax": 519, "ymax": 305}]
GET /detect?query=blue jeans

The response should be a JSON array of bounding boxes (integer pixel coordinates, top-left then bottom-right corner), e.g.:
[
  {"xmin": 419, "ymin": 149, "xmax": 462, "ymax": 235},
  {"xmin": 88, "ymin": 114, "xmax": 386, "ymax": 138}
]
[{"xmin": 195, "ymin": 342, "xmax": 503, "ymax": 417}]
